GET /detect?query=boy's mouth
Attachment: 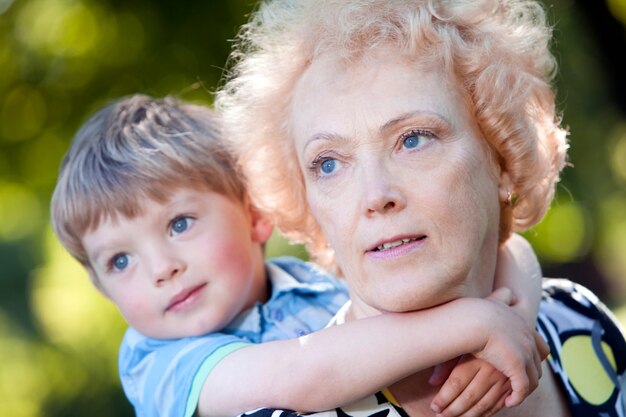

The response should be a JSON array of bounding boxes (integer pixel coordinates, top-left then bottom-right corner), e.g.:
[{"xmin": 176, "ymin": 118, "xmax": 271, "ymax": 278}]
[{"xmin": 166, "ymin": 283, "xmax": 207, "ymax": 312}]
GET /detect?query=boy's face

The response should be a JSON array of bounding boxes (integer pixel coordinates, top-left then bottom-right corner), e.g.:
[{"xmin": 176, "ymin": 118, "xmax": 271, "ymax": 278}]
[{"xmin": 82, "ymin": 188, "xmax": 272, "ymax": 339}]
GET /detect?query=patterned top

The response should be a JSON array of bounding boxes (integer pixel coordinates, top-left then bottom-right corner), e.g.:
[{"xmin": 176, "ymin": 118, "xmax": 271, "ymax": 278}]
[
  {"xmin": 240, "ymin": 279, "xmax": 626, "ymax": 417},
  {"xmin": 118, "ymin": 257, "xmax": 349, "ymax": 417}
]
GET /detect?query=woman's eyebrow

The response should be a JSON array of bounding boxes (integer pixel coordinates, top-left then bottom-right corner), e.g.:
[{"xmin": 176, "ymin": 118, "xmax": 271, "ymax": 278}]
[
  {"xmin": 303, "ymin": 131, "xmax": 350, "ymax": 152},
  {"xmin": 380, "ymin": 110, "xmax": 451, "ymax": 133}
]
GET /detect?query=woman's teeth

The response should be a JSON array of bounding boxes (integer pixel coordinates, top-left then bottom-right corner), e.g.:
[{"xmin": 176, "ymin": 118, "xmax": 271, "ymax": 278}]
[{"xmin": 376, "ymin": 237, "xmax": 418, "ymax": 251}]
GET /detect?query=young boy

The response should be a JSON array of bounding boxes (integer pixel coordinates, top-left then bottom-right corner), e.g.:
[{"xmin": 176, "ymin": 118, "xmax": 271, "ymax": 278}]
[{"xmin": 50, "ymin": 94, "xmax": 547, "ymax": 417}]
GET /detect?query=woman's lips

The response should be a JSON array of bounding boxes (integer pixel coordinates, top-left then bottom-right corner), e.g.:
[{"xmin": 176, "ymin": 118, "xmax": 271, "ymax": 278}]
[
  {"xmin": 366, "ymin": 235, "xmax": 427, "ymax": 260},
  {"xmin": 166, "ymin": 283, "xmax": 207, "ymax": 312}
]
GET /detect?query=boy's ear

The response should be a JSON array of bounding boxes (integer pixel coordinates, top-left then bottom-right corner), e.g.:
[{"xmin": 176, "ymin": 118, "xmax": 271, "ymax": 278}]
[{"xmin": 248, "ymin": 203, "xmax": 274, "ymax": 244}]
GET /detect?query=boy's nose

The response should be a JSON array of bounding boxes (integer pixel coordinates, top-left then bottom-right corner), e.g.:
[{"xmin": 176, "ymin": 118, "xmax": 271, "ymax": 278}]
[{"xmin": 151, "ymin": 253, "xmax": 186, "ymax": 286}]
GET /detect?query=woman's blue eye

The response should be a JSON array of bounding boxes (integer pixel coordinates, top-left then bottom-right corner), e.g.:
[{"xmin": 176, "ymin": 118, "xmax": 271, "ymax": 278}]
[
  {"xmin": 320, "ymin": 159, "xmax": 337, "ymax": 175},
  {"xmin": 310, "ymin": 156, "xmax": 343, "ymax": 177},
  {"xmin": 112, "ymin": 254, "xmax": 130, "ymax": 271},
  {"xmin": 171, "ymin": 217, "xmax": 189, "ymax": 234},
  {"xmin": 403, "ymin": 134, "xmax": 423, "ymax": 149}
]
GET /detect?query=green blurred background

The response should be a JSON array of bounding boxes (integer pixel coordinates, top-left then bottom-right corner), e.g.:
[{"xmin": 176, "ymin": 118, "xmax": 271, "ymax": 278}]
[{"xmin": 0, "ymin": 0, "xmax": 625, "ymax": 415}]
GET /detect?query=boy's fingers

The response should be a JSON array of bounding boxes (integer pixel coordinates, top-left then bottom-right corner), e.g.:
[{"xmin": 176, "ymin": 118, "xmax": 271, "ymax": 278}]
[
  {"xmin": 431, "ymin": 357, "xmax": 479, "ymax": 414},
  {"xmin": 528, "ymin": 332, "xmax": 548, "ymax": 390},
  {"xmin": 437, "ymin": 366, "xmax": 507, "ymax": 417},
  {"xmin": 487, "ymin": 287, "xmax": 515, "ymax": 306},
  {"xmin": 506, "ymin": 332, "xmax": 546, "ymax": 408},
  {"xmin": 478, "ymin": 388, "xmax": 510, "ymax": 417},
  {"xmin": 505, "ymin": 364, "xmax": 530, "ymax": 408},
  {"xmin": 535, "ymin": 332, "xmax": 550, "ymax": 360},
  {"xmin": 430, "ymin": 358, "xmax": 460, "ymax": 386},
  {"xmin": 459, "ymin": 381, "xmax": 509, "ymax": 417}
]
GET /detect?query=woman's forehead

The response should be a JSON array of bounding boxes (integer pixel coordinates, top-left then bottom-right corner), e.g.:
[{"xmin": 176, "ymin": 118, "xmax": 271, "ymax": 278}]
[{"xmin": 290, "ymin": 47, "xmax": 471, "ymax": 144}]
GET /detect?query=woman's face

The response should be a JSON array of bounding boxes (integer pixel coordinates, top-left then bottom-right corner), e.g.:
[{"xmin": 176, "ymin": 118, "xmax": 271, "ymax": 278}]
[{"xmin": 290, "ymin": 47, "xmax": 505, "ymax": 317}]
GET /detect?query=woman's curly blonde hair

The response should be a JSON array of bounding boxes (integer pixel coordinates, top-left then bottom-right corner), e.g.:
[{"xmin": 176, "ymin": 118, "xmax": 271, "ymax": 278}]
[{"xmin": 216, "ymin": 0, "xmax": 568, "ymax": 270}]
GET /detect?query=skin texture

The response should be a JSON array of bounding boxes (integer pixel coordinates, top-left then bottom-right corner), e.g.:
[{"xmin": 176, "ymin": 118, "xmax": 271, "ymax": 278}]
[
  {"xmin": 288, "ymin": 46, "xmax": 569, "ymax": 417},
  {"xmin": 291, "ymin": 48, "xmax": 503, "ymax": 318},
  {"xmin": 82, "ymin": 188, "xmax": 272, "ymax": 339}
]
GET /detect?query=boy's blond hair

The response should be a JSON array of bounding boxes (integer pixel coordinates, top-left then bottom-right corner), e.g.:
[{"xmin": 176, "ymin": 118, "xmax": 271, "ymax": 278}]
[{"xmin": 51, "ymin": 94, "xmax": 246, "ymax": 267}]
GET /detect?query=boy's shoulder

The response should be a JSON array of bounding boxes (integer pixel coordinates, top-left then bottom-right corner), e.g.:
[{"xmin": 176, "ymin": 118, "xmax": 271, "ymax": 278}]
[
  {"xmin": 263, "ymin": 256, "xmax": 349, "ymax": 306},
  {"xmin": 266, "ymin": 256, "xmax": 343, "ymax": 286}
]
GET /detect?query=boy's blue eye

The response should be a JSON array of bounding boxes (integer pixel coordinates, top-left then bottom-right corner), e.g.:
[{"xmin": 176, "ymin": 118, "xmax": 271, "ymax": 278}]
[
  {"xmin": 171, "ymin": 217, "xmax": 192, "ymax": 235},
  {"xmin": 112, "ymin": 254, "xmax": 130, "ymax": 271},
  {"xmin": 320, "ymin": 159, "xmax": 337, "ymax": 175}
]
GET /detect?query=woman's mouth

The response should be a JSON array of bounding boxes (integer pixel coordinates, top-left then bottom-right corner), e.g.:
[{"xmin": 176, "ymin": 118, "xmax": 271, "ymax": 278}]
[
  {"xmin": 367, "ymin": 235, "xmax": 427, "ymax": 259},
  {"xmin": 374, "ymin": 236, "xmax": 424, "ymax": 251},
  {"xmin": 371, "ymin": 236, "xmax": 426, "ymax": 252}
]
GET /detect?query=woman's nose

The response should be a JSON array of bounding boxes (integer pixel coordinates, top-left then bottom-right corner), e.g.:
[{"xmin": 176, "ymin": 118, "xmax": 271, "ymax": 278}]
[{"xmin": 361, "ymin": 164, "xmax": 407, "ymax": 217}]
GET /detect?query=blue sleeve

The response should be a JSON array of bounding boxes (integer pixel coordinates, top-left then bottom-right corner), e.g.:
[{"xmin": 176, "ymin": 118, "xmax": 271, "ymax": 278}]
[{"xmin": 119, "ymin": 328, "xmax": 250, "ymax": 417}]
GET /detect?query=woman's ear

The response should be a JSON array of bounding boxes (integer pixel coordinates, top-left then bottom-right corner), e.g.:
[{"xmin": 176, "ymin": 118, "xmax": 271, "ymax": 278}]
[
  {"xmin": 248, "ymin": 202, "xmax": 274, "ymax": 244},
  {"xmin": 498, "ymin": 170, "xmax": 515, "ymax": 205}
]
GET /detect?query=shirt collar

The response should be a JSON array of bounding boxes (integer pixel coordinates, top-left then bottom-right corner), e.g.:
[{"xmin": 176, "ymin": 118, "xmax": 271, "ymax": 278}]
[{"xmin": 223, "ymin": 261, "xmax": 326, "ymax": 336}]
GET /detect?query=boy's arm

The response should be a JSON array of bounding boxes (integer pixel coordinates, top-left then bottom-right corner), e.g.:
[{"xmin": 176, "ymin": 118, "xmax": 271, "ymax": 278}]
[
  {"xmin": 428, "ymin": 235, "xmax": 544, "ymax": 416},
  {"xmin": 198, "ymin": 292, "xmax": 547, "ymax": 417},
  {"xmin": 494, "ymin": 233, "xmax": 543, "ymax": 326}
]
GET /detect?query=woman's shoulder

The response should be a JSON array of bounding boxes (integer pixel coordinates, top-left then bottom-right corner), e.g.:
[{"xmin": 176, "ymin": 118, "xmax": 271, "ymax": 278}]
[{"xmin": 538, "ymin": 278, "xmax": 626, "ymax": 416}]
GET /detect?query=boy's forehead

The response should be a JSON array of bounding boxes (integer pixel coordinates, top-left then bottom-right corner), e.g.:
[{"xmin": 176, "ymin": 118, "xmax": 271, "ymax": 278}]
[{"xmin": 79, "ymin": 184, "xmax": 246, "ymax": 244}]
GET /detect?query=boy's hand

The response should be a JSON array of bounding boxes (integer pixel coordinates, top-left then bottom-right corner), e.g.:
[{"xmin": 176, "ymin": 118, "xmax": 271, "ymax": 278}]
[
  {"xmin": 430, "ymin": 355, "xmax": 511, "ymax": 417},
  {"xmin": 433, "ymin": 288, "xmax": 549, "ymax": 414},
  {"xmin": 429, "ymin": 289, "xmax": 517, "ymax": 417},
  {"xmin": 477, "ymin": 288, "xmax": 549, "ymax": 408}
]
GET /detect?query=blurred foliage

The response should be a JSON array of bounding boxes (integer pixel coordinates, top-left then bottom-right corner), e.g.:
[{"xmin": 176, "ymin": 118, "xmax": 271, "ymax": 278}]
[{"xmin": 0, "ymin": 0, "xmax": 625, "ymax": 415}]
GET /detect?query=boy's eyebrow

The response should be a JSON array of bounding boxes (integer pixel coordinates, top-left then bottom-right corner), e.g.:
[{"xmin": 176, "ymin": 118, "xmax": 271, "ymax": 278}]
[
  {"xmin": 88, "ymin": 246, "xmax": 108, "ymax": 266},
  {"xmin": 86, "ymin": 239, "xmax": 121, "ymax": 266}
]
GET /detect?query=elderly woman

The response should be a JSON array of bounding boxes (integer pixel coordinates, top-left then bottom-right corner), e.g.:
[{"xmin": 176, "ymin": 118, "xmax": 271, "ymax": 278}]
[{"xmin": 216, "ymin": 0, "xmax": 626, "ymax": 416}]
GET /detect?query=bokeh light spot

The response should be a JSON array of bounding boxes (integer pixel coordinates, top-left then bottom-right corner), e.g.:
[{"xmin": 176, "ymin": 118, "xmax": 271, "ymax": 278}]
[
  {"xmin": 610, "ymin": 127, "xmax": 626, "ymax": 185},
  {"xmin": 607, "ymin": 0, "xmax": 626, "ymax": 25},
  {"xmin": 596, "ymin": 195, "xmax": 626, "ymax": 290},
  {"xmin": 31, "ymin": 228, "xmax": 126, "ymax": 356},
  {"xmin": 19, "ymin": 133, "xmax": 67, "ymax": 188},
  {"xmin": 525, "ymin": 201, "xmax": 589, "ymax": 264},
  {"xmin": 0, "ymin": 41, "xmax": 18, "ymax": 90},
  {"xmin": 0, "ymin": 0, "xmax": 15, "ymax": 15},
  {"xmin": 265, "ymin": 229, "xmax": 308, "ymax": 260},
  {"xmin": 15, "ymin": 0, "xmax": 100, "ymax": 57},
  {"xmin": 0, "ymin": 313, "xmax": 45, "ymax": 417},
  {"xmin": 0, "ymin": 182, "xmax": 42, "ymax": 241},
  {"xmin": 106, "ymin": 12, "xmax": 145, "ymax": 66},
  {"xmin": 1, "ymin": 84, "xmax": 47, "ymax": 142}
]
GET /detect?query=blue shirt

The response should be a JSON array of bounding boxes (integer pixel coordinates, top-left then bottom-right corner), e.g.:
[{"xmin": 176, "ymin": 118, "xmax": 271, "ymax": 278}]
[{"xmin": 118, "ymin": 257, "xmax": 349, "ymax": 417}]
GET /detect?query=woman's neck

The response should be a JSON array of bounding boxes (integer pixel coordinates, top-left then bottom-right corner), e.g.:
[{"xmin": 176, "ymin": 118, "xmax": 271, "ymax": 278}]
[{"xmin": 345, "ymin": 293, "xmax": 386, "ymax": 320}]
